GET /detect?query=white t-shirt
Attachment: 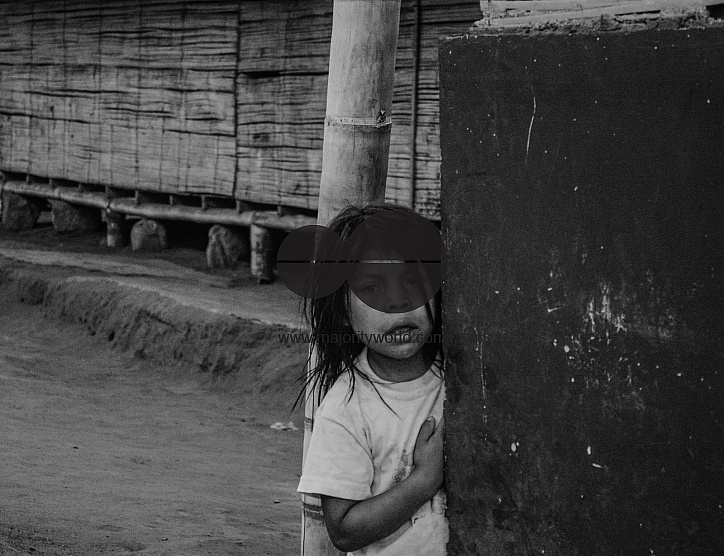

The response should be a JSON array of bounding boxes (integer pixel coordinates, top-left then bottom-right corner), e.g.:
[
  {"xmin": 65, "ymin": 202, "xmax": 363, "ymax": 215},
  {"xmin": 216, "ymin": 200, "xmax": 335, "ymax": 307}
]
[{"xmin": 297, "ymin": 348, "xmax": 447, "ymax": 556}]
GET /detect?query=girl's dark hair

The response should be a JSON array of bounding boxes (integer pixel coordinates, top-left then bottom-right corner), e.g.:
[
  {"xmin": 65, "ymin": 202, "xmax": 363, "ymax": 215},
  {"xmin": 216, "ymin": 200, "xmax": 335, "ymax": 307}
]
[{"xmin": 297, "ymin": 203, "xmax": 444, "ymax": 408}]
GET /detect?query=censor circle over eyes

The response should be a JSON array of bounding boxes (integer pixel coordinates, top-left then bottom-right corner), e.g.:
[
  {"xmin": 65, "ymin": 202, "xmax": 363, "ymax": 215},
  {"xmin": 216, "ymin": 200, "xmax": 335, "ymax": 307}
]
[{"xmin": 277, "ymin": 209, "xmax": 445, "ymax": 313}]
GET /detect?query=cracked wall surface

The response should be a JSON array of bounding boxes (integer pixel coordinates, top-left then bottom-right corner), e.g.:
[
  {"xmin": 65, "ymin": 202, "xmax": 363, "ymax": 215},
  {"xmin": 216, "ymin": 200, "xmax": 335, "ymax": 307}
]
[{"xmin": 439, "ymin": 25, "xmax": 724, "ymax": 555}]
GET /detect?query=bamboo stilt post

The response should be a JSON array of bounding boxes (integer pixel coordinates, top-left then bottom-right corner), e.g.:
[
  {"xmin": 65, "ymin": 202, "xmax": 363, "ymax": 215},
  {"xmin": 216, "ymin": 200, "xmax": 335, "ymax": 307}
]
[
  {"xmin": 250, "ymin": 224, "xmax": 274, "ymax": 284},
  {"xmin": 302, "ymin": 2, "xmax": 401, "ymax": 555},
  {"xmin": 106, "ymin": 210, "xmax": 128, "ymax": 248}
]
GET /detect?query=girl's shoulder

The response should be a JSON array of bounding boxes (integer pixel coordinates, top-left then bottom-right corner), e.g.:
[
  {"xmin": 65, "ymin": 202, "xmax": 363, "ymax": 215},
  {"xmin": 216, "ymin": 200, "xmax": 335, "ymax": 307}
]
[
  {"xmin": 315, "ymin": 370, "xmax": 376, "ymax": 424},
  {"xmin": 326, "ymin": 369, "xmax": 353, "ymax": 395}
]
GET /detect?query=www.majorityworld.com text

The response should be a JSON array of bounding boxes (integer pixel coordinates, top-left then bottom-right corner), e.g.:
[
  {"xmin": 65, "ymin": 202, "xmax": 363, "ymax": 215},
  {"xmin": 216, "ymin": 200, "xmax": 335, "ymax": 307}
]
[{"xmin": 278, "ymin": 331, "xmax": 442, "ymax": 345}]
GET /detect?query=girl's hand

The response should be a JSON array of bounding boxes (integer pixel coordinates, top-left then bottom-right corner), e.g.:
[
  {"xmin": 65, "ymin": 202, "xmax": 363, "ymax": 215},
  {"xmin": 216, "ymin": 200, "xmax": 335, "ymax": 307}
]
[
  {"xmin": 320, "ymin": 417, "xmax": 444, "ymax": 552},
  {"xmin": 412, "ymin": 416, "xmax": 443, "ymax": 499}
]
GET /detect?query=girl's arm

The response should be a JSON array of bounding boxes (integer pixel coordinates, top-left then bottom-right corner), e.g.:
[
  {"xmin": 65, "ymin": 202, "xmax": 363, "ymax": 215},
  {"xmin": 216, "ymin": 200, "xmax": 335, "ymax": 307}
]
[{"xmin": 321, "ymin": 416, "xmax": 443, "ymax": 553}]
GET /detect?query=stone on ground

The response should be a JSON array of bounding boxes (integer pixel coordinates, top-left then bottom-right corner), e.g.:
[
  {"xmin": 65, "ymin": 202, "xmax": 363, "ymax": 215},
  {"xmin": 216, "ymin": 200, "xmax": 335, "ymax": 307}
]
[
  {"xmin": 206, "ymin": 224, "xmax": 250, "ymax": 269},
  {"xmin": 130, "ymin": 219, "xmax": 167, "ymax": 251},
  {"xmin": 49, "ymin": 200, "xmax": 103, "ymax": 233},
  {"xmin": 1, "ymin": 191, "xmax": 44, "ymax": 231}
]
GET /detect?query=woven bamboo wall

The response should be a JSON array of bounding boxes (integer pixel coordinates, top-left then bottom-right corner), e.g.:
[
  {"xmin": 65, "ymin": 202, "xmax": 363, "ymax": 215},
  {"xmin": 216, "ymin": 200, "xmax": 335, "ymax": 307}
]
[
  {"xmin": 0, "ymin": 1, "xmax": 238, "ymax": 195},
  {"xmin": 0, "ymin": 0, "xmax": 481, "ymax": 219}
]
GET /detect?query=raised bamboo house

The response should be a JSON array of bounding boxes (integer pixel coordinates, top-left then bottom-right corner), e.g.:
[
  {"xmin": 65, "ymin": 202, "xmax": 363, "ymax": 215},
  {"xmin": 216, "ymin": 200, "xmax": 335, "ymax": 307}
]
[{"xmin": 0, "ymin": 0, "xmax": 482, "ymax": 235}]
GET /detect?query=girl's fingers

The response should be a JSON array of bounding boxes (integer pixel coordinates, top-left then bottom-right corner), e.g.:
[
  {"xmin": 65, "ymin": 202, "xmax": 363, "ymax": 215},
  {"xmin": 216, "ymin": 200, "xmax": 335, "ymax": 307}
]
[
  {"xmin": 433, "ymin": 417, "xmax": 444, "ymax": 433},
  {"xmin": 415, "ymin": 417, "xmax": 436, "ymax": 446}
]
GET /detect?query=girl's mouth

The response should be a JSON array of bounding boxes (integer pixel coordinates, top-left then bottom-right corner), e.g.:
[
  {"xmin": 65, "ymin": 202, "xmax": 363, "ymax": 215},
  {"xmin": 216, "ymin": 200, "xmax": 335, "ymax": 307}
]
[{"xmin": 383, "ymin": 325, "xmax": 417, "ymax": 341}]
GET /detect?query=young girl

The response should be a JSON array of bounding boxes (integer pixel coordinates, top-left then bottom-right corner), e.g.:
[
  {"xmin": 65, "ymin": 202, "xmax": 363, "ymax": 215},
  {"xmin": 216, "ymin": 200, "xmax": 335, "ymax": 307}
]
[{"xmin": 297, "ymin": 204, "xmax": 447, "ymax": 555}]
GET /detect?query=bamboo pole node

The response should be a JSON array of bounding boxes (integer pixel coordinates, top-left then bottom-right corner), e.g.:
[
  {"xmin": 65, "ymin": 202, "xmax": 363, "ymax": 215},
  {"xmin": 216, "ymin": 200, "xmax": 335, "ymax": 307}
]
[{"xmin": 326, "ymin": 115, "xmax": 392, "ymax": 130}]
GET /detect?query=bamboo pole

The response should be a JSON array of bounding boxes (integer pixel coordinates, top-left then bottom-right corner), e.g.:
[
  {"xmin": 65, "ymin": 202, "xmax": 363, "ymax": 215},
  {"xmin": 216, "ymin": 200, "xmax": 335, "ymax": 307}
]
[
  {"xmin": 303, "ymin": 2, "xmax": 401, "ymax": 555},
  {"xmin": 408, "ymin": 0, "xmax": 421, "ymax": 209},
  {"xmin": 0, "ymin": 180, "xmax": 315, "ymax": 231},
  {"xmin": 315, "ymin": 0, "xmax": 401, "ymax": 226},
  {"xmin": 2, "ymin": 180, "xmax": 108, "ymax": 209}
]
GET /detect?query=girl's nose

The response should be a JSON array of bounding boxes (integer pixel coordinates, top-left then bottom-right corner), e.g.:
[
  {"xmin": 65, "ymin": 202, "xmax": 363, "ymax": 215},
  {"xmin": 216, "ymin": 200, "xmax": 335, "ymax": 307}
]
[{"xmin": 383, "ymin": 283, "xmax": 412, "ymax": 313}]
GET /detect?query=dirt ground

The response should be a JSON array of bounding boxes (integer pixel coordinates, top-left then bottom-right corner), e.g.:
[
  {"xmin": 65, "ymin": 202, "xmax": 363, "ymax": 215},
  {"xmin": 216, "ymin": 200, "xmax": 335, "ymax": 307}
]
[{"xmin": 0, "ymin": 219, "xmax": 307, "ymax": 555}]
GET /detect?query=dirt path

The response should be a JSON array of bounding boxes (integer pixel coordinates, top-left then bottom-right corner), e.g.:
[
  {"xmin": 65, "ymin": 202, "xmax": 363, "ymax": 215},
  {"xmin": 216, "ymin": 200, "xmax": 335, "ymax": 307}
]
[{"xmin": 0, "ymin": 295, "xmax": 303, "ymax": 555}]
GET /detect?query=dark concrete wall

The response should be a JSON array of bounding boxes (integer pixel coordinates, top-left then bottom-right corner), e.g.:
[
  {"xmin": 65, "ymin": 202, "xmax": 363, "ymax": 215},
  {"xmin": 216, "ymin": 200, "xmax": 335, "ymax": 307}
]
[{"xmin": 439, "ymin": 28, "xmax": 724, "ymax": 555}]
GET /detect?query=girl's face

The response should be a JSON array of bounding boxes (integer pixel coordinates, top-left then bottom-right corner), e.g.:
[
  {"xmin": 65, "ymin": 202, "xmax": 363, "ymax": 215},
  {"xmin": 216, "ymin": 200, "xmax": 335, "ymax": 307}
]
[{"xmin": 346, "ymin": 260, "xmax": 435, "ymax": 364}]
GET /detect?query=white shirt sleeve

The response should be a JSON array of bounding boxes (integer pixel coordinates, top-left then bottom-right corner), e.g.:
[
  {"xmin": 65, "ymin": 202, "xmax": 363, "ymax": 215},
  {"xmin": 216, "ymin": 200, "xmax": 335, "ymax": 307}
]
[{"xmin": 297, "ymin": 412, "xmax": 374, "ymax": 501}]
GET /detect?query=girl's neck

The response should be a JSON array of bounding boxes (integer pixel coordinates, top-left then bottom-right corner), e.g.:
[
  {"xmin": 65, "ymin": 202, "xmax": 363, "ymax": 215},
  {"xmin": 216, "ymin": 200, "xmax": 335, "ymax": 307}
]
[{"xmin": 366, "ymin": 349, "xmax": 428, "ymax": 383}]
